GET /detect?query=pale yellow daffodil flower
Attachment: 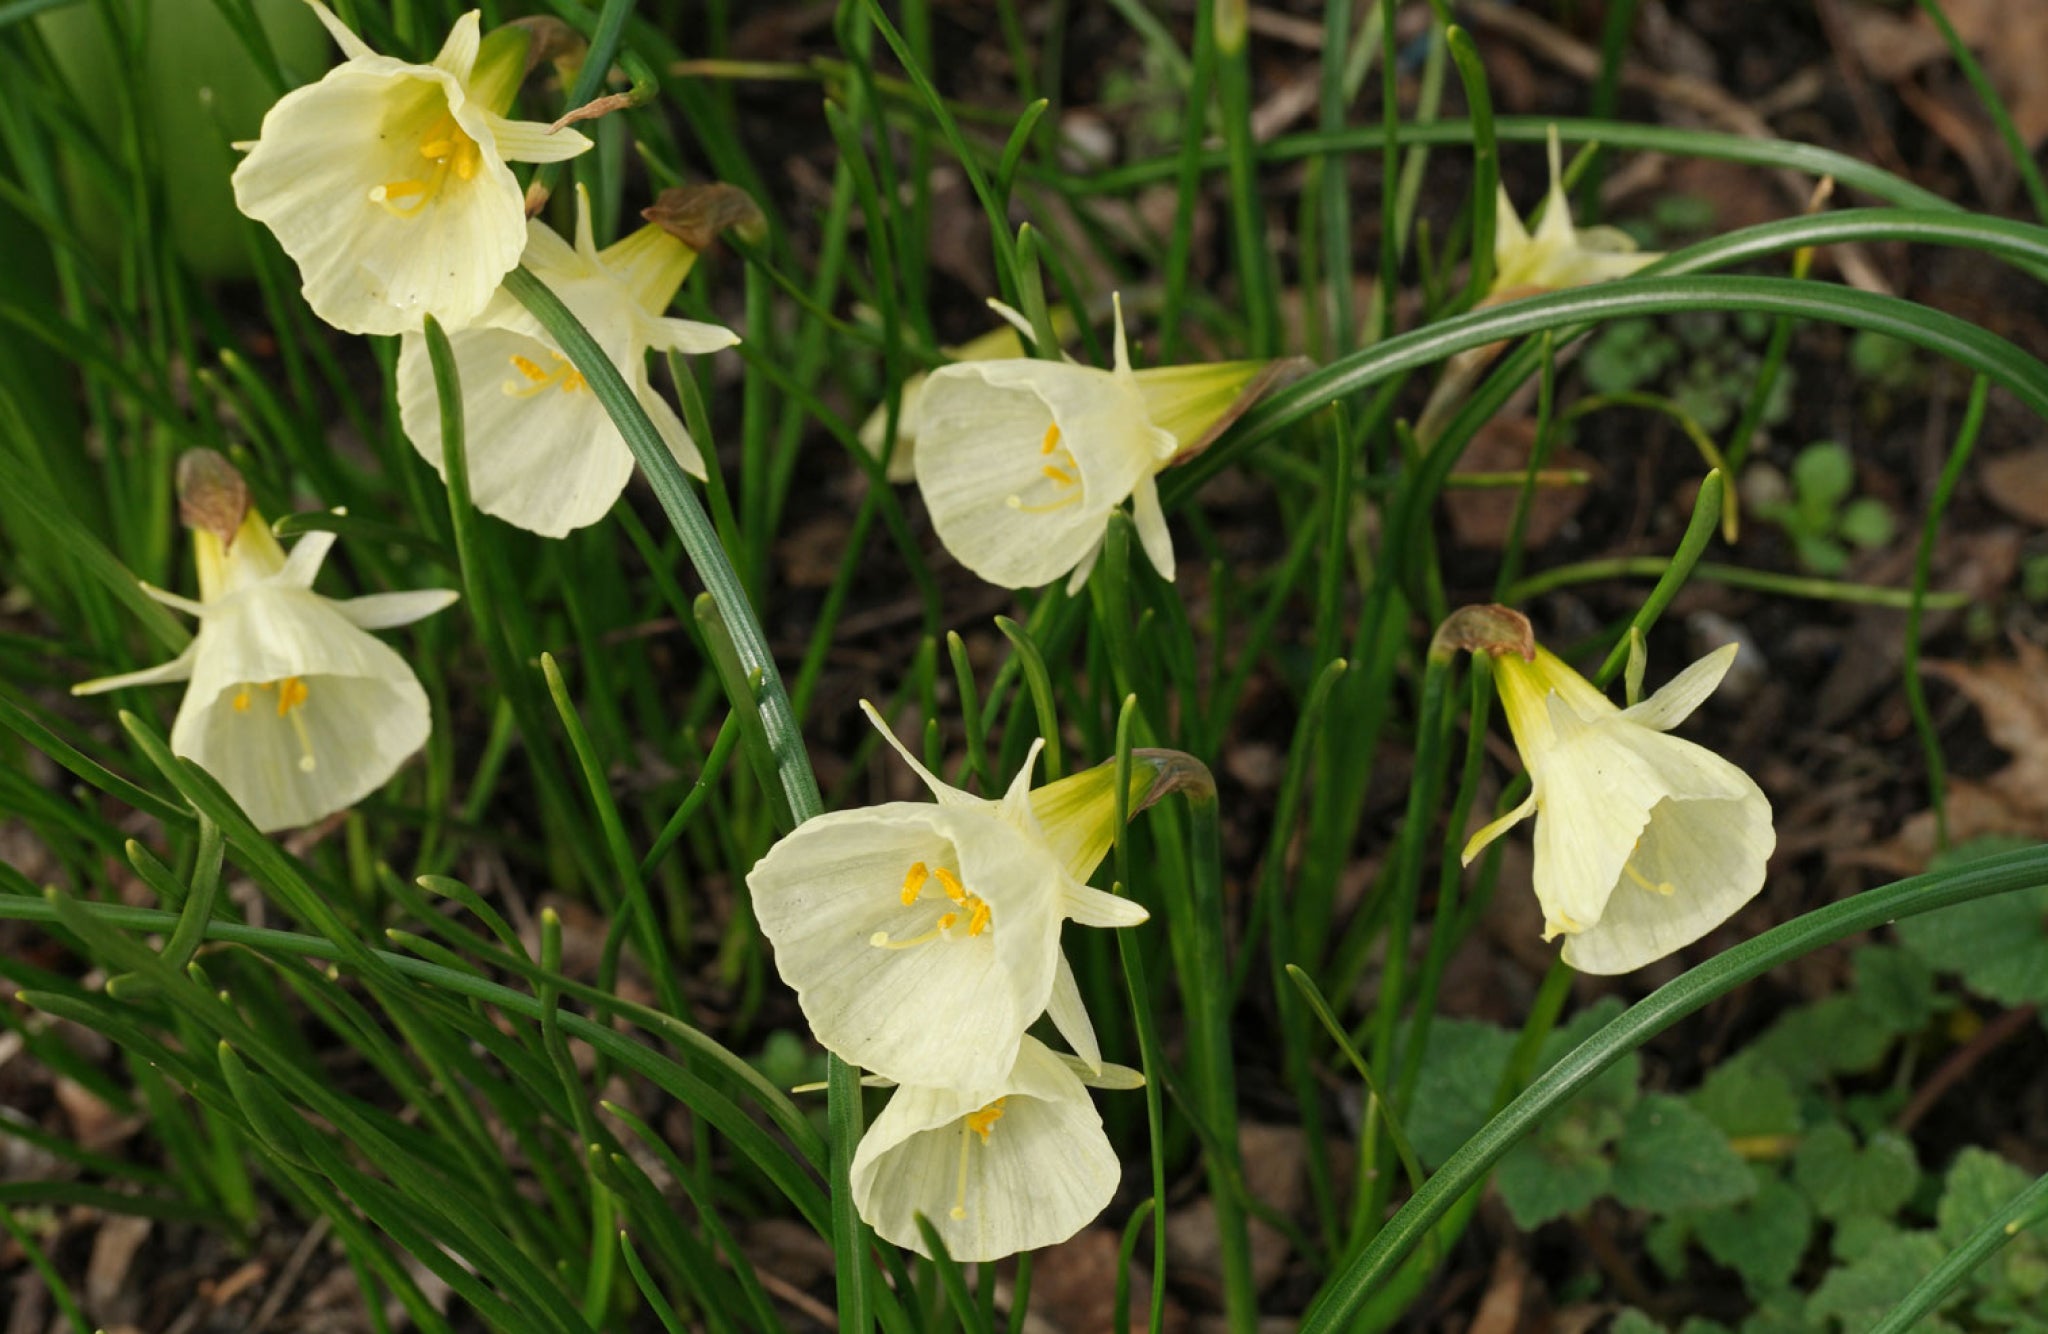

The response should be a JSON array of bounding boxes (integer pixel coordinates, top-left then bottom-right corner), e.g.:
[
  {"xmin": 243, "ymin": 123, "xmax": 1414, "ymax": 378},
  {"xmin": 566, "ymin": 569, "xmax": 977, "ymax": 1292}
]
[
  {"xmin": 746, "ymin": 703, "xmax": 1150, "ymax": 1092},
  {"xmin": 1462, "ymin": 641, "xmax": 1774, "ymax": 974},
  {"xmin": 396, "ymin": 185, "xmax": 739, "ymax": 537},
  {"xmin": 912, "ymin": 294, "xmax": 1282, "ymax": 591},
  {"xmin": 1486, "ymin": 128, "xmax": 1661, "ymax": 304},
  {"xmin": 231, "ymin": 2, "xmax": 592, "ymax": 336},
  {"xmin": 851, "ymin": 1037, "xmax": 1143, "ymax": 1261},
  {"xmin": 75, "ymin": 453, "xmax": 457, "ymax": 834}
]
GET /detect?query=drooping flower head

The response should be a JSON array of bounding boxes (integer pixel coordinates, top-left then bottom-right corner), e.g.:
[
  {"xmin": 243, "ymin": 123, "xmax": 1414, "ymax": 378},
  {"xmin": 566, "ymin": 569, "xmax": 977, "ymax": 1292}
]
[
  {"xmin": 746, "ymin": 704, "xmax": 1155, "ymax": 1091},
  {"xmin": 912, "ymin": 295, "xmax": 1286, "ymax": 591},
  {"xmin": 231, "ymin": 2, "xmax": 593, "ymax": 335},
  {"xmin": 858, "ymin": 306, "xmax": 1080, "ymax": 483},
  {"xmin": 74, "ymin": 451, "xmax": 458, "ymax": 833},
  {"xmin": 851, "ymin": 1037, "xmax": 1142, "ymax": 1261},
  {"xmin": 1453, "ymin": 609, "xmax": 1774, "ymax": 974},
  {"xmin": 1488, "ymin": 126, "xmax": 1661, "ymax": 303},
  {"xmin": 396, "ymin": 184, "xmax": 741, "ymax": 536}
]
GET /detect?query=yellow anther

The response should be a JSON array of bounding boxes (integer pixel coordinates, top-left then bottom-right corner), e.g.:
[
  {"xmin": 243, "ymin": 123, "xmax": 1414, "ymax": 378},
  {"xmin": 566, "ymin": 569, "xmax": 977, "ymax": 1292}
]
[
  {"xmin": 1042, "ymin": 464, "xmax": 1077, "ymax": 486},
  {"xmin": 502, "ymin": 352, "xmax": 588, "ymax": 399},
  {"xmin": 965, "ymin": 899, "xmax": 992, "ymax": 937},
  {"xmin": 276, "ymin": 676, "xmax": 309, "ymax": 717},
  {"xmin": 936, "ymin": 912, "xmax": 959, "ymax": 932},
  {"xmin": 900, "ymin": 861, "xmax": 930, "ymax": 906},
  {"xmin": 369, "ymin": 112, "xmax": 479, "ymax": 218},
  {"xmin": 966, "ymin": 1098, "xmax": 1007, "ymax": 1144},
  {"xmin": 934, "ymin": 866, "xmax": 968, "ymax": 904},
  {"xmin": 232, "ymin": 688, "xmax": 252, "ymax": 713},
  {"xmin": 1039, "ymin": 422, "xmax": 1062, "ymax": 454}
]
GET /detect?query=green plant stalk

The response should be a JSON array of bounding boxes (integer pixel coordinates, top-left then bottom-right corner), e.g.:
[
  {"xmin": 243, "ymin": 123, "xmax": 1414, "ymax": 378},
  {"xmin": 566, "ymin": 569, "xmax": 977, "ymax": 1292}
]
[
  {"xmin": 1508, "ymin": 554, "xmax": 1960, "ymax": 610},
  {"xmin": 1111, "ymin": 697, "xmax": 1170, "ymax": 1334},
  {"xmin": 1300, "ymin": 841, "xmax": 2048, "ymax": 1331},
  {"xmin": 1439, "ymin": 23, "xmax": 1497, "ymax": 305},
  {"xmin": 1216, "ymin": 0, "xmax": 1277, "ymax": 355},
  {"xmin": 1914, "ymin": 0, "xmax": 2048, "ymax": 223},
  {"xmin": 1904, "ymin": 374, "xmax": 1988, "ymax": 851},
  {"xmin": 1180, "ymin": 273, "xmax": 2048, "ymax": 504},
  {"xmin": 1591, "ymin": 470, "xmax": 1725, "ymax": 683},
  {"xmin": 1158, "ymin": 0, "xmax": 1221, "ymax": 360}
]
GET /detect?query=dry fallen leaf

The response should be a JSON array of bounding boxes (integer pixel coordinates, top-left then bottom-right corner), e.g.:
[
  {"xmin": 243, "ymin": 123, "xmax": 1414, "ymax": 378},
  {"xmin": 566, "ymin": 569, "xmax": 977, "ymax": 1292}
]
[
  {"xmin": 1855, "ymin": 640, "xmax": 2048, "ymax": 873},
  {"xmin": 1980, "ymin": 448, "xmax": 2048, "ymax": 527},
  {"xmin": 1842, "ymin": 0, "xmax": 2048, "ymax": 149}
]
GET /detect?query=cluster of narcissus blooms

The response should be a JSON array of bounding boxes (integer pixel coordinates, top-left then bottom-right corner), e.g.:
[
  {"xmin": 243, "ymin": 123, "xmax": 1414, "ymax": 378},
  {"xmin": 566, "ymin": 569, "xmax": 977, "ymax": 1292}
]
[
  {"xmin": 75, "ymin": 453, "xmax": 457, "ymax": 833},
  {"xmin": 748, "ymin": 703, "xmax": 1163, "ymax": 1259},
  {"xmin": 1444, "ymin": 607, "xmax": 1775, "ymax": 975},
  {"xmin": 81, "ymin": 5, "xmax": 748, "ymax": 831}
]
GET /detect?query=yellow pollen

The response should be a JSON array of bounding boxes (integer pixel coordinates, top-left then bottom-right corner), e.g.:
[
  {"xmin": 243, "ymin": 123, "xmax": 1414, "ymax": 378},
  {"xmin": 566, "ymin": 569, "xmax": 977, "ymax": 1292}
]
[
  {"xmin": 502, "ymin": 351, "xmax": 588, "ymax": 399},
  {"xmin": 1623, "ymin": 862, "xmax": 1675, "ymax": 896},
  {"xmin": 965, "ymin": 899, "xmax": 991, "ymax": 937},
  {"xmin": 1039, "ymin": 422, "xmax": 1062, "ymax": 454},
  {"xmin": 1042, "ymin": 464, "xmax": 1077, "ymax": 486},
  {"xmin": 934, "ymin": 866, "xmax": 968, "ymax": 904},
  {"xmin": 369, "ymin": 112, "xmax": 481, "ymax": 218},
  {"xmin": 966, "ymin": 1098, "xmax": 1007, "ymax": 1144},
  {"xmin": 900, "ymin": 861, "xmax": 930, "ymax": 906},
  {"xmin": 275, "ymin": 676, "xmax": 309, "ymax": 717},
  {"xmin": 936, "ymin": 912, "xmax": 959, "ymax": 932}
]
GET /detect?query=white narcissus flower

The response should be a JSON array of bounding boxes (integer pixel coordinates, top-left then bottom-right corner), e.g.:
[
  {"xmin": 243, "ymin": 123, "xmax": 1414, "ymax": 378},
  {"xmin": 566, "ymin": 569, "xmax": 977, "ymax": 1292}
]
[
  {"xmin": 912, "ymin": 294, "xmax": 1280, "ymax": 592},
  {"xmin": 746, "ymin": 702, "xmax": 1149, "ymax": 1092},
  {"xmin": 851, "ymin": 1037, "xmax": 1143, "ymax": 1261},
  {"xmin": 1461, "ymin": 642, "xmax": 1775, "ymax": 975},
  {"xmin": 231, "ymin": 2, "xmax": 592, "ymax": 336},
  {"xmin": 396, "ymin": 185, "xmax": 739, "ymax": 537},
  {"xmin": 75, "ymin": 497, "xmax": 457, "ymax": 834},
  {"xmin": 858, "ymin": 306, "xmax": 1080, "ymax": 483},
  {"xmin": 1488, "ymin": 127, "xmax": 1661, "ymax": 303}
]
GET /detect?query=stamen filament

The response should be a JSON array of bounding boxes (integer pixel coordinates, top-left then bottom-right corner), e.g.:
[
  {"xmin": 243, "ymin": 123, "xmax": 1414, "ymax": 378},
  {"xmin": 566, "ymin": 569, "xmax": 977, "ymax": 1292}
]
[
  {"xmin": 1623, "ymin": 862, "xmax": 1675, "ymax": 895},
  {"xmin": 951, "ymin": 1119, "xmax": 972, "ymax": 1220},
  {"xmin": 1005, "ymin": 492, "xmax": 1083, "ymax": 515}
]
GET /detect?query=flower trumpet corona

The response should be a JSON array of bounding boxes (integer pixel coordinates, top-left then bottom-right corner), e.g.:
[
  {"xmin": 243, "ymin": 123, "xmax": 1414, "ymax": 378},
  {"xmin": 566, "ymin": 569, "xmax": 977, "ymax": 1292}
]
[
  {"xmin": 850, "ymin": 1037, "xmax": 1142, "ymax": 1261},
  {"xmin": 912, "ymin": 294, "xmax": 1287, "ymax": 591},
  {"xmin": 1460, "ymin": 632, "xmax": 1774, "ymax": 975},
  {"xmin": 74, "ymin": 452, "xmax": 458, "ymax": 834},
  {"xmin": 231, "ymin": 2, "xmax": 592, "ymax": 336},
  {"xmin": 746, "ymin": 703, "xmax": 1164, "ymax": 1092},
  {"xmin": 396, "ymin": 185, "xmax": 739, "ymax": 536}
]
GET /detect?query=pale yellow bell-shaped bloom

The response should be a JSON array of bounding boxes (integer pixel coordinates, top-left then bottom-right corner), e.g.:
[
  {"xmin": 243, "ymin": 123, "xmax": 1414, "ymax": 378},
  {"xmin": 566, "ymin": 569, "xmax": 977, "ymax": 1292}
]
[
  {"xmin": 396, "ymin": 185, "xmax": 739, "ymax": 536},
  {"xmin": 851, "ymin": 1037, "xmax": 1143, "ymax": 1261},
  {"xmin": 912, "ymin": 294, "xmax": 1278, "ymax": 591},
  {"xmin": 231, "ymin": 2, "xmax": 592, "ymax": 336},
  {"xmin": 75, "ymin": 493, "xmax": 457, "ymax": 834},
  {"xmin": 746, "ymin": 703, "xmax": 1150, "ymax": 1092},
  {"xmin": 1488, "ymin": 127, "xmax": 1661, "ymax": 303},
  {"xmin": 1461, "ymin": 643, "xmax": 1774, "ymax": 974},
  {"xmin": 858, "ymin": 306, "xmax": 1082, "ymax": 483}
]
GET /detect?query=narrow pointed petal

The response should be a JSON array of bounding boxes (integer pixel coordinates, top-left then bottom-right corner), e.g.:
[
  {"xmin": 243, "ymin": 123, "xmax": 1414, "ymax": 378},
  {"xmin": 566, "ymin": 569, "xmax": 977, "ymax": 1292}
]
[
  {"xmin": 1619, "ymin": 644, "xmax": 1738, "ymax": 732},
  {"xmin": 140, "ymin": 583, "xmax": 209, "ymax": 617},
  {"xmin": 1130, "ymin": 473, "xmax": 1175, "ymax": 582},
  {"xmin": 430, "ymin": 10, "xmax": 480, "ymax": 81},
  {"xmin": 645, "ymin": 316, "xmax": 741, "ymax": 355},
  {"xmin": 1062, "ymin": 882, "xmax": 1148, "ymax": 929},
  {"xmin": 303, "ymin": 0, "xmax": 376, "ymax": 61},
  {"xmin": 336, "ymin": 589, "xmax": 460, "ymax": 630},
  {"xmin": 1064, "ymin": 535, "xmax": 1106, "ymax": 595},
  {"xmin": 859, "ymin": 699, "xmax": 982, "ymax": 809},
  {"xmin": 483, "ymin": 114, "xmax": 592, "ymax": 164},
  {"xmin": 73, "ymin": 644, "xmax": 199, "ymax": 696},
  {"xmin": 1045, "ymin": 952, "xmax": 1102, "ymax": 1074},
  {"xmin": 1109, "ymin": 291, "xmax": 1132, "ymax": 375},
  {"xmin": 1460, "ymin": 791, "xmax": 1538, "ymax": 866},
  {"xmin": 279, "ymin": 530, "xmax": 339, "ymax": 587},
  {"xmin": 642, "ymin": 379, "xmax": 708, "ymax": 482}
]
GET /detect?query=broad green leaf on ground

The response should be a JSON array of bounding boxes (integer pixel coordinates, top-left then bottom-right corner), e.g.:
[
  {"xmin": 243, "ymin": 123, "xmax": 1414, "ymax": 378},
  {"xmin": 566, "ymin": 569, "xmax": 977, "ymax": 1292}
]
[
  {"xmin": 1407, "ymin": 1019, "xmax": 1517, "ymax": 1169},
  {"xmin": 1793, "ymin": 1124, "xmax": 1920, "ymax": 1224},
  {"xmin": 1613, "ymin": 1094, "xmax": 1756, "ymax": 1214},
  {"xmin": 1695, "ymin": 1173, "xmax": 1813, "ymax": 1296},
  {"xmin": 1495, "ymin": 1132, "xmax": 1613, "ymax": 1229},
  {"xmin": 1692, "ymin": 1051, "xmax": 1802, "ymax": 1141},
  {"xmin": 1806, "ymin": 1231, "xmax": 1959, "ymax": 1333},
  {"xmin": 1937, "ymin": 1146, "xmax": 2048, "ymax": 1313},
  {"xmin": 1852, "ymin": 945, "xmax": 1940, "ymax": 1035},
  {"xmin": 1896, "ymin": 878, "xmax": 2048, "ymax": 1007},
  {"xmin": 1751, "ymin": 994, "xmax": 1896, "ymax": 1082}
]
